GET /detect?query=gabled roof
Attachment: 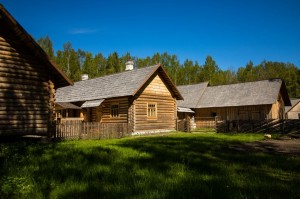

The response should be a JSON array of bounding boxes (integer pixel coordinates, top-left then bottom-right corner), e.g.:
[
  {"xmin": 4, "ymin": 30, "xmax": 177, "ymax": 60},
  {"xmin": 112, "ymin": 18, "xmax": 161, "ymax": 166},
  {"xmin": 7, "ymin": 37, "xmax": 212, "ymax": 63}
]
[
  {"xmin": 0, "ymin": 4, "xmax": 72, "ymax": 87},
  {"xmin": 56, "ymin": 65, "xmax": 183, "ymax": 103},
  {"xmin": 177, "ymin": 79, "xmax": 291, "ymax": 109},
  {"xmin": 197, "ymin": 79, "xmax": 291, "ymax": 108},
  {"xmin": 177, "ymin": 82, "xmax": 208, "ymax": 108},
  {"xmin": 285, "ymin": 99, "xmax": 300, "ymax": 113}
]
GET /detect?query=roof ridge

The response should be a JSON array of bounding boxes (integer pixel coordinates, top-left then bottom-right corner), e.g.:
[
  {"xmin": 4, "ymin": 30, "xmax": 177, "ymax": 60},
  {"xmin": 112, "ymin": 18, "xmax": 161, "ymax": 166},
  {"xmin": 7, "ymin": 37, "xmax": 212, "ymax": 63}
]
[
  {"xmin": 177, "ymin": 82, "xmax": 209, "ymax": 88},
  {"xmin": 74, "ymin": 64, "xmax": 159, "ymax": 84},
  {"xmin": 207, "ymin": 79, "xmax": 282, "ymax": 88}
]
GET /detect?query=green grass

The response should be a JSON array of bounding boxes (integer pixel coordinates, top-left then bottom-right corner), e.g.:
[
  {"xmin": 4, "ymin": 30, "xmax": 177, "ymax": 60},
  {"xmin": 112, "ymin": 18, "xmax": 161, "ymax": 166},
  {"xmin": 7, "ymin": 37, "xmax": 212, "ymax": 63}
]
[{"xmin": 0, "ymin": 132, "xmax": 299, "ymax": 199}]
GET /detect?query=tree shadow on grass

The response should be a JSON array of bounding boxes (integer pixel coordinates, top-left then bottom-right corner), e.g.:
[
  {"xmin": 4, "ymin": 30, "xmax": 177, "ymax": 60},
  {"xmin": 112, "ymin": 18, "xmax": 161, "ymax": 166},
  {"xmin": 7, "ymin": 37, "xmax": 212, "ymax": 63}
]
[{"xmin": 1, "ymin": 135, "xmax": 300, "ymax": 199}]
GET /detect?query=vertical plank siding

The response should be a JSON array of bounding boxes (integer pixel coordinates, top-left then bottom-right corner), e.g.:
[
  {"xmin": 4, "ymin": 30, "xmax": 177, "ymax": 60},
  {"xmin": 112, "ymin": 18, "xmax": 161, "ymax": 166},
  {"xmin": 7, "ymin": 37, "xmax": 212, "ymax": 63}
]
[
  {"xmin": 0, "ymin": 29, "xmax": 51, "ymax": 135},
  {"xmin": 56, "ymin": 121, "xmax": 129, "ymax": 140}
]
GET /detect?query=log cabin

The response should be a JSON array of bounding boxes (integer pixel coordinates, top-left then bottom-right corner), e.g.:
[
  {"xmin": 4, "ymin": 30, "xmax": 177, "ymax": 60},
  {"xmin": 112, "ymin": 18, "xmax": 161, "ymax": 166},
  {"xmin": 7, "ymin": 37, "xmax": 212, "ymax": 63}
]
[
  {"xmin": 56, "ymin": 64, "xmax": 183, "ymax": 134},
  {"xmin": 285, "ymin": 99, "xmax": 300, "ymax": 119},
  {"xmin": 177, "ymin": 79, "xmax": 291, "ymax": 129},
  {"xmin": 0, "ymin": 4, "xmax": 72, "ymax": 136}
]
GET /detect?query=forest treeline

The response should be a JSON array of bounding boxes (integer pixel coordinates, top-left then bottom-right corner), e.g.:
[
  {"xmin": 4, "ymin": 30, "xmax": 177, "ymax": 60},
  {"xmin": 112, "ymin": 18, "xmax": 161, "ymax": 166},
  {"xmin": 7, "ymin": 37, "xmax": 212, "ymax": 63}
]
[{"xmin": 37, "ymin": 36, "xmax": 300, "ymax": 98}]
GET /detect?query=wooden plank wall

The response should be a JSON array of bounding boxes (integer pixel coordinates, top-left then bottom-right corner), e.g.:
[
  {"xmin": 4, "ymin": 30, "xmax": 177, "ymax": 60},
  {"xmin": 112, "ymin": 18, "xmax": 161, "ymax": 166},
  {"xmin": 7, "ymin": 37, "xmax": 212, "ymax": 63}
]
[
  {"xmin": 195, "ymin": 104, "xmax": 273, "ymax": 122},
  {"xmin": 134, "ymin": 74, "xmax": 176, "ymax": 132},
  {"xmin": 287, "ymin": 102, "xmax": 300, "ymax": 119},
  {"xmin": 0, "ymin": 27, "xmax": 51, "ymax": 135}
]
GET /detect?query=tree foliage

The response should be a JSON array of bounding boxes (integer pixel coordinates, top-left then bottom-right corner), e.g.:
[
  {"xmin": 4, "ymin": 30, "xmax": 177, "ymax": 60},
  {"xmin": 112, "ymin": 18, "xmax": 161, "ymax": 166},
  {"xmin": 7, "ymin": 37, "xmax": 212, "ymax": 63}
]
[{"xmin": 37, "ymin": 36, "xmax": 300, "ymax": 98}]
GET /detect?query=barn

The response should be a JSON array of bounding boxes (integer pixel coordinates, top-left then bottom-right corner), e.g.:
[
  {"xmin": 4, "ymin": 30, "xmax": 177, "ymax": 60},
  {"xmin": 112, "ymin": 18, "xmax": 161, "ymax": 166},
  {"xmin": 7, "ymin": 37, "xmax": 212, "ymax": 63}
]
[
  {"xmin": 177, "ymin": 79, "xmax": 291, "ymax": 130},
  {"xmin": 0, "ymin": 5, "xmax": 72, "ymax": 136},
  {"xmin": 56, "ymin": 64, "xmax": 183, "ymax": 134}
]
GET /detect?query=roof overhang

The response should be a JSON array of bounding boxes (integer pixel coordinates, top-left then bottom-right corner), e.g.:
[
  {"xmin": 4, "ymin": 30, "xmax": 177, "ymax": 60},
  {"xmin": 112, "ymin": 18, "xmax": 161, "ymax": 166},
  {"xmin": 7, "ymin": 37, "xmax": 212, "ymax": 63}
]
[
  {"xmin": 56, "ymin": 102, "xmax": 81, "ymax": 110},
  {"xmin": 81, "ymin": 99, "xmax": 105, "ymax": 108},
  {"xmin": 177, "ymin": 107, "xmax": 195, "ymax": 113}
]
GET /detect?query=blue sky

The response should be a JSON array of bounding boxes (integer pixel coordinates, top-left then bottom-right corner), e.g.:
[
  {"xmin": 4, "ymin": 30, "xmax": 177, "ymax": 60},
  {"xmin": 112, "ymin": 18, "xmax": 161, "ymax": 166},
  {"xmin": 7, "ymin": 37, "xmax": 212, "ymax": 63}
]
[{"xmin": 3, "ymin": 0, "xmax": 300, "ymax": 70}]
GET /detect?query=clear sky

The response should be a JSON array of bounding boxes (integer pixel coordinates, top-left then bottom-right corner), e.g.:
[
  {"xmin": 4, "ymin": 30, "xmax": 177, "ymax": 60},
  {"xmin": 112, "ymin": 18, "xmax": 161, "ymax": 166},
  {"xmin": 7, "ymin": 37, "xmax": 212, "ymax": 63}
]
[{"xmin": 2, "ymin": 0, "xmax": 300, "ymax": 70}]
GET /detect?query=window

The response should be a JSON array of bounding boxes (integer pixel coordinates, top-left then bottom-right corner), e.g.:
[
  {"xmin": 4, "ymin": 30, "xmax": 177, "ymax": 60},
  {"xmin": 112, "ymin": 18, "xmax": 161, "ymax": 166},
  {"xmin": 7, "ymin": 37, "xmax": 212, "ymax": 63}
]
[
  {"xmin": 147, "ymin": 103, "xmax": 157, "ymax": 119},
  {"xmin": 211, "ymin": 112, "xmax": 217, "ymax": 117},
  {"xmin": 111, "ymin": 104, "xmax": 119, "ymax": 118}
]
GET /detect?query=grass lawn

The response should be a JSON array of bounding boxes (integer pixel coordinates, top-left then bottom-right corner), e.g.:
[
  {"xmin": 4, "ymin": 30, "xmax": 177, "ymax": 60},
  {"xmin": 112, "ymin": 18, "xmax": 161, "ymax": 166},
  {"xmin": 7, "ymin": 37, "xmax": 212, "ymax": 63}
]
[{"xmin": 0, "ymin": 132, "xmax": 299, "ymax": 199}]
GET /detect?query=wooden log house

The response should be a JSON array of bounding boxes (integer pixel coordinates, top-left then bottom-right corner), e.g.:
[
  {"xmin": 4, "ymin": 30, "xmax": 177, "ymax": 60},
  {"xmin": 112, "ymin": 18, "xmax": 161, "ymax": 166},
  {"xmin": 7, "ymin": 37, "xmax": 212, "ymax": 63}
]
[
  {"xmin": 56, "ymin": 64, "xmax": 183, "ymax": 134},
  {"xmin": 0, "ymin": 4, "xmax": 72, "ymax": 136},
  {"xmin": 177, "ymin": 79, "xmax": 291, "ymax": 130}
]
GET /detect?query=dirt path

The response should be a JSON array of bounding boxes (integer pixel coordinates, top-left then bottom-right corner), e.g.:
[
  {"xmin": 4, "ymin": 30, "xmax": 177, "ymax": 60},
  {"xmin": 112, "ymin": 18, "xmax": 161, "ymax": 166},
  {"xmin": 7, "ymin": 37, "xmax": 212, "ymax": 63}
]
[{"xmin": 229, "ymin": 135, "xmax": 300, "ymax": 156}]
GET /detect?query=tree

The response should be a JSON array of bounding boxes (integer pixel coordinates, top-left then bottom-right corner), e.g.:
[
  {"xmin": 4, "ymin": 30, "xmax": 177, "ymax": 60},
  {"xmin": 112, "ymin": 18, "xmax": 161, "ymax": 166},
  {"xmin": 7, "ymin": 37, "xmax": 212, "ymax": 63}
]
[
  {"xmin": 77, "ymin": 49, "xmax": 86, "ymax": 70},
  {"xmin": 94, "ymin": 53, "xmax": 107, "ymax": 76},
  {"xmin": 106, "ymin": 52, "xmax": 120, "ymax": 74},
  {"xmin": 62, "ymin": 42, "xmax": 72, "ymax": 76},
  {"xmin": 36, "ymin": 35, "xmax": 55, "ymax": 60},
  {"xmin": 202, "ymin": 55, "xmax": 219, "ymax": 85}
]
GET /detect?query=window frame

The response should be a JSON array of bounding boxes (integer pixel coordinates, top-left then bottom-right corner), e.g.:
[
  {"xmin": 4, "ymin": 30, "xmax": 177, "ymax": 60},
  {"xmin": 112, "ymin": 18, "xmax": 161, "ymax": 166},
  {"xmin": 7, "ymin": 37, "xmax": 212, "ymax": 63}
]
[
  {"xmin": 110, "ymin": 104, "xmax": 120, "ymax": 118},
  {"xmin": 147, "ymin": 102, "xmax": 157, "ymax": 119}
]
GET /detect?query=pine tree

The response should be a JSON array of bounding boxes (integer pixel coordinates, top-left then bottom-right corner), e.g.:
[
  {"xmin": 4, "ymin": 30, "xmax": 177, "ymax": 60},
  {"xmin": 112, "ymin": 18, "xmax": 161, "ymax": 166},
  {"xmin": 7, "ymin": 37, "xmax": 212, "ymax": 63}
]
[{"xmin": 36, "ymin": 35, "xmax": 55, "ymax": 60}]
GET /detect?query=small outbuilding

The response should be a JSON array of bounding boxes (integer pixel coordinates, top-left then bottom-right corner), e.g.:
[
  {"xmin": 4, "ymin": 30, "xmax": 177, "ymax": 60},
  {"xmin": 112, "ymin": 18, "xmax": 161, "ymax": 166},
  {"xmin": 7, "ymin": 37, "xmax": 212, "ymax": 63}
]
[
  {"xmin": 177, "ymin": 79, "xmax": 291, "ymax": 129},
  {"xmin": 285, "ymin": 99, "xmax": 300, "ymax": 119}
]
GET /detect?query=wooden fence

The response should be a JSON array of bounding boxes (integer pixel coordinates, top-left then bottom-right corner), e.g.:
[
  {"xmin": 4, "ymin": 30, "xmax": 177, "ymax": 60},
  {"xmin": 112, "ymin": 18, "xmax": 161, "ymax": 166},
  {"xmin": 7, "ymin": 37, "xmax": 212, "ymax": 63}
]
[
  {"xmin": 216, "ymin": 119, "xmax": 300, "ymax": 133},
  {"xmin": 177, "ymin": 118, "xmax": 190, "ymax": 132},
  {"xmin": 55, "ymin": 120, "xmax": 130, "ymax": 140},
  {"xmin": 195, "ymin": 117, "xmax": 219, "ymax": 128}
]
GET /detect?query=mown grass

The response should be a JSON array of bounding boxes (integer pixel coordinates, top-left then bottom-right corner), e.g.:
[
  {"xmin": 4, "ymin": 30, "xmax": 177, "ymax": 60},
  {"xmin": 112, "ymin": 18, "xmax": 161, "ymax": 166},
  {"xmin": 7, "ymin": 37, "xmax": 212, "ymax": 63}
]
[{"xmin": 0, "ymin": 132, "xmax": 299, "ymax": 199}]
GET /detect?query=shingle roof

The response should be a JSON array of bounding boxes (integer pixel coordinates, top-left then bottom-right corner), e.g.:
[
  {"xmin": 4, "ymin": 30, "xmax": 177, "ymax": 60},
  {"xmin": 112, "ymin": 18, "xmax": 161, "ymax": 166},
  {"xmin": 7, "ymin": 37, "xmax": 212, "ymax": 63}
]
[
  {"xmin": 56, "ymin": 65, "xmax": 183, "ymax": 103},
  {"xmin": 197, "ymin": 79, "xmax": 289, "ymax": 108},
  {"xmin": 81, "ymin": 99, "xmax": 105, "ymax": 108},
  {"xmin": 176, "ymin": 82, "xmax": 208, "ymax": 108},
  {"xmin": 177, "ymin": 79, "xmax": 291, "ymax": 109},
  {"xmin": 285, "ymin": 99, "xmax": 300, "ymax": 113}
]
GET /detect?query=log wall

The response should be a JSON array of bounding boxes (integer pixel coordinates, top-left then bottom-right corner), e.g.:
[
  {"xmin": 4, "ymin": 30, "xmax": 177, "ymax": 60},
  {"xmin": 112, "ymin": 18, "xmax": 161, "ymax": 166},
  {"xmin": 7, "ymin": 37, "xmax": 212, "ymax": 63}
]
[
  {"xmin": 0, "ymin": 29, "xmax": 51, "ymax": 135},
  {"xmin": 101, "ymin": 97, "xmax": 129, "ymax": 124},
  {"xmin": 134, "ymin": 74, "xmax": 176, "ymax": 132}
]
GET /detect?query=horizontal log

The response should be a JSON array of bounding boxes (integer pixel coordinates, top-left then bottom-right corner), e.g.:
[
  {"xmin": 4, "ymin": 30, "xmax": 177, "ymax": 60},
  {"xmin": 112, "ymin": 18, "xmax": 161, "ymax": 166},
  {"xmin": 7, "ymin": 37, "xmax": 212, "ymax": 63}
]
[
  {"xmin": 0, "ymin": 71, "xmax": 47, "ymax": 83},
  {"xmin": 0, "ymin": 61, "xmax": 48, "ymax": 74},
  {"xmin": 0, "ymin": 42, "xmax": 19, "ymax": 52},
  {"xmin": 0, "ymin": 98, "xmax": 50, "ymax": 105},
  {"xmin": 0, "ymin": 106, "xmax": 49, "ymax": 112},
  {"xmin": 0, "ymin": 110, "xmax": 49, "ymax": 115},
  {"xmin": 0, "ymin": 77, "xmax": 49, "ymax": 87},
  {"xmin": 0, "ymin": 65, "xmax": 42, "ymax": 76},
  {"xmin": 0, "ymin": 128, "xmax": 48, "ymax": 135},
  {"xmin": 0, "ymin": 92, "xmax": 49, "ymax": 100},
  {"xmin": 0, "ymin": 82, "xmax": 49, "ymax": 91},
  {"xmin": 0, "ymin": 88, "xmax": 49, "ymax": 96},
  {"xmin": 0, "ymin": 124, "xmax": 48, "ymax": 130},
  {"xmin": 138, "ymin": 94, "xmax": 175, "ymax": 99},
  {"xmin": 0, "ymin": 102, "xmax": 49, "ymax": 108},
  {"xmin": 0, "ymin": 52, "xmax": 41, "ymax": 66},
  {"xmin": 0, "ymin": 119, "xmax": 48, "ymax": 125}
]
